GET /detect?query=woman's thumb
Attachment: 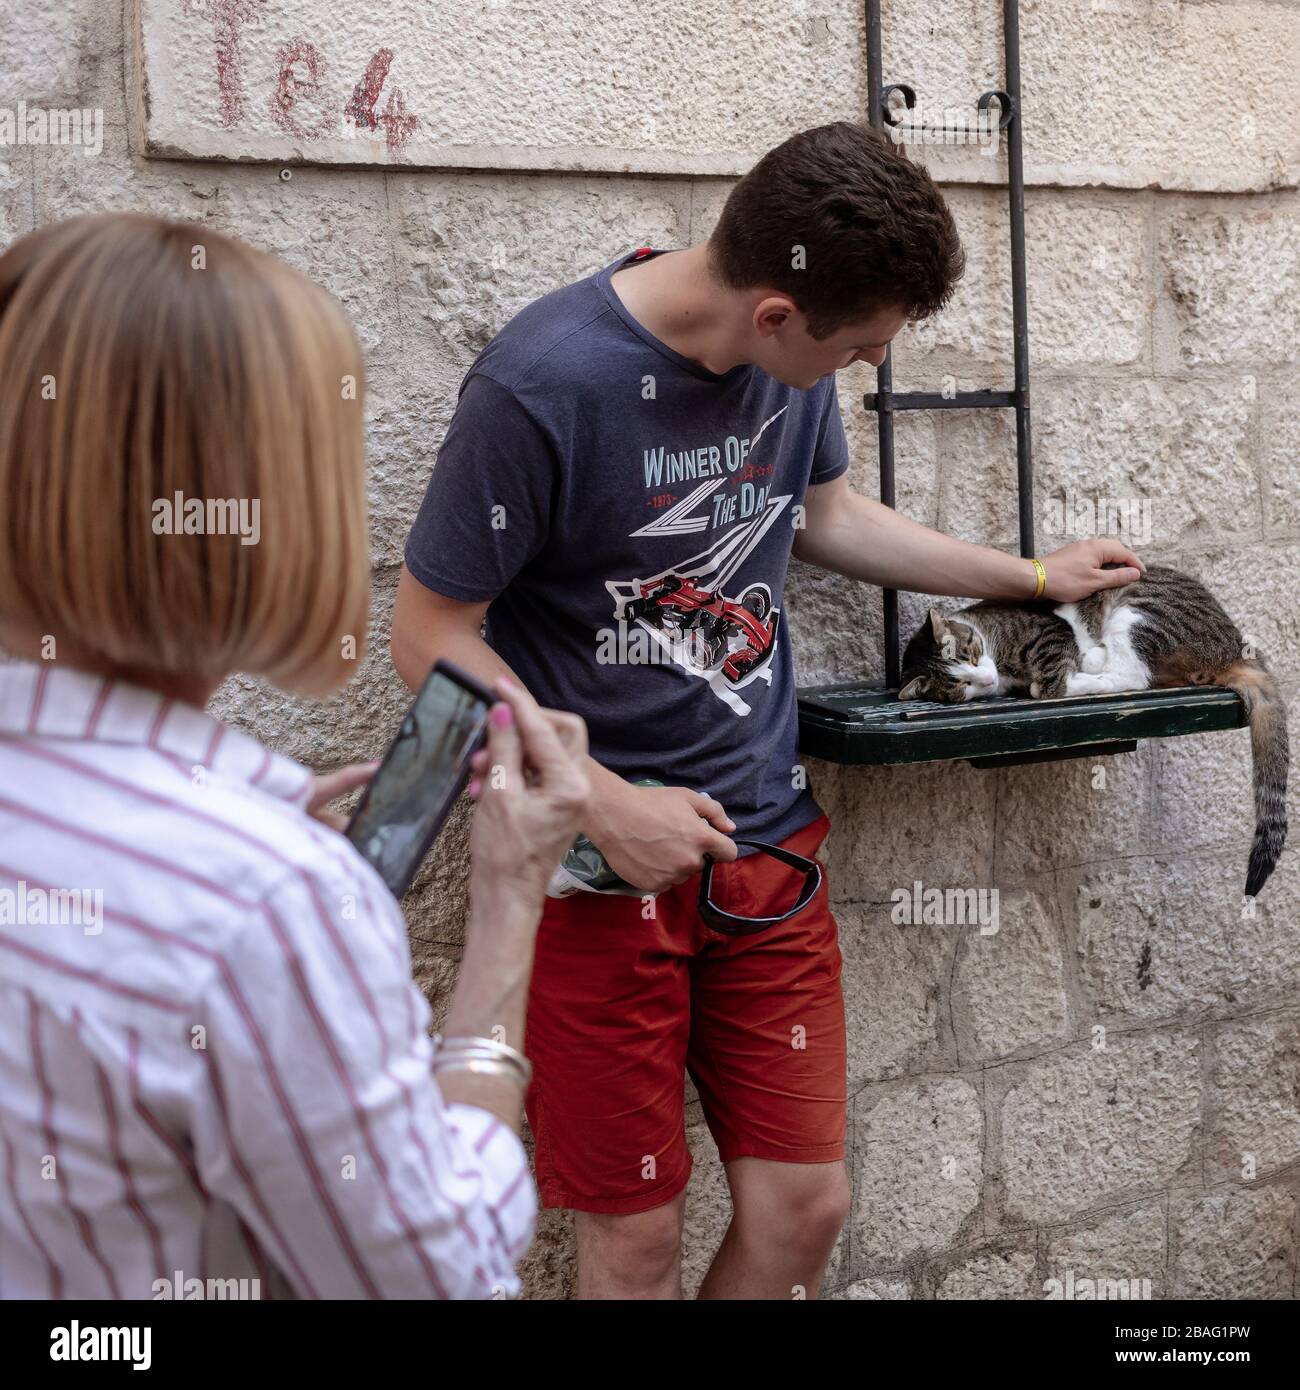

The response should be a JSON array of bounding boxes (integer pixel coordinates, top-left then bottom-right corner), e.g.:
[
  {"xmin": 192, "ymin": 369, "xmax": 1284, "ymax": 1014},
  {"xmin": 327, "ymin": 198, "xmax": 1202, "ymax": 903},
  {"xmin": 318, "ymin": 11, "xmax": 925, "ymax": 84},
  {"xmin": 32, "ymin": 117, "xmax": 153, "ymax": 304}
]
[{"xmin": 483, "ymin": 699, "xmax": 521, "ymax": 792}]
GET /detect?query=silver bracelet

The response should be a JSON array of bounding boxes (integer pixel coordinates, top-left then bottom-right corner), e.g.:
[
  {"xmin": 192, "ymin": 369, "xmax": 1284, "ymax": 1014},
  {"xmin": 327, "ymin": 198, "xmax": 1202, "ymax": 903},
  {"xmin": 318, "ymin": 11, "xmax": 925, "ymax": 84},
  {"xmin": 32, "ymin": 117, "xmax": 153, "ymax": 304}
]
[
  {"xmin": 431, "ymin": 1033, "xmax": 533, "ymax": 1088},
  {"xmin": 433, "ymin": 1057, "xmax": 528, "ymax": 1087}
]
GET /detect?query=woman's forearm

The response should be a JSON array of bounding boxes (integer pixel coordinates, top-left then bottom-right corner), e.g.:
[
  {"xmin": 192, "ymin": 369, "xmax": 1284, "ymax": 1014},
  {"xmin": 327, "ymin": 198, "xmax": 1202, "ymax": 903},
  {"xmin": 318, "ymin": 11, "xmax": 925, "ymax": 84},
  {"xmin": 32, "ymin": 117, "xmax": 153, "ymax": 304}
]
[{"xmin": 436, "ymin": 897, "xmax": 537, "ymax": 1130}]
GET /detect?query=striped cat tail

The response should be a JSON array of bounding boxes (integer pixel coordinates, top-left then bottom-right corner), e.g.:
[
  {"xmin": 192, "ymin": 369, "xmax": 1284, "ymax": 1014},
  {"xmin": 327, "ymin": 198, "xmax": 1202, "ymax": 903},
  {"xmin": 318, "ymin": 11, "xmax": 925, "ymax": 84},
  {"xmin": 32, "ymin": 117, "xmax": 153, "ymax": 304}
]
[{"xmin": 1219, "ymin": 660, "xmax": 1289, "ymax": 897}]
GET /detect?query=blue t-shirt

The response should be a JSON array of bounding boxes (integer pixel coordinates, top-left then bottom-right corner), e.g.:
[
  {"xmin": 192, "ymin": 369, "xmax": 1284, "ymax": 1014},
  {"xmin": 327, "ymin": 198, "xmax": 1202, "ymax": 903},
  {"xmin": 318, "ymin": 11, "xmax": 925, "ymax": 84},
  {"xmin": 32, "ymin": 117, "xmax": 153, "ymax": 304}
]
[{"xmin": 404, "ymin": 249, "xmax": 850, "ymax": 850}]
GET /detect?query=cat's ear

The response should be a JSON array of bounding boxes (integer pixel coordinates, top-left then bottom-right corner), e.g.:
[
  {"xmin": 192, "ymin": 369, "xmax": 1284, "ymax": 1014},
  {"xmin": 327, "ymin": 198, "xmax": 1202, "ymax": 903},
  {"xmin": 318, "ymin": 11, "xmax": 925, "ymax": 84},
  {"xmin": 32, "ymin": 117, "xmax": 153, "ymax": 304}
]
[
  {"xmin": 898, "ymin": 676, "xmax": 927, "ymax": 701},
  {"xmin": 926, "ymin": 607, "xmax": 949, "ymax": 638}
]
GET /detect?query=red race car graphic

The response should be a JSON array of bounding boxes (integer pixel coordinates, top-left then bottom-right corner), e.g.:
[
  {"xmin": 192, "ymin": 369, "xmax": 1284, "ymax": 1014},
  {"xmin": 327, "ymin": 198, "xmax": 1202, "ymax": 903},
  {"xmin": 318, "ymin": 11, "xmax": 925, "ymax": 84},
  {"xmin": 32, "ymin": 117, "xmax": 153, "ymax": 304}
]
[{"xmin": 624, "ymin": 574, "xmax": 777, "ymax": 683}]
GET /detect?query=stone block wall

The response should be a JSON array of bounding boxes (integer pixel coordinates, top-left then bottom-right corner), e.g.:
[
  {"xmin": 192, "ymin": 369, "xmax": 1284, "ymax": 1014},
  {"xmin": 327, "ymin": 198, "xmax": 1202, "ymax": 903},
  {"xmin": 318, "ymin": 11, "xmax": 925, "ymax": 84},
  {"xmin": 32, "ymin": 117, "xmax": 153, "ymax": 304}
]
[{"xmin": 2, "ymin": 0, "xmax": 1297, "ymax": 1298}]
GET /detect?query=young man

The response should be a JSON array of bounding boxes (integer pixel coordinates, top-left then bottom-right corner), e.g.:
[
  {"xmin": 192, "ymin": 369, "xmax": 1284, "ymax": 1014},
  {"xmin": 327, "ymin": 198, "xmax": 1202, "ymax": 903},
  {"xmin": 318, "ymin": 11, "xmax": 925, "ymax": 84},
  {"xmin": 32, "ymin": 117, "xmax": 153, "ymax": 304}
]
[{"xmin": 392, "ymin": 121, "xmax": 1144, "ymax": 1299}]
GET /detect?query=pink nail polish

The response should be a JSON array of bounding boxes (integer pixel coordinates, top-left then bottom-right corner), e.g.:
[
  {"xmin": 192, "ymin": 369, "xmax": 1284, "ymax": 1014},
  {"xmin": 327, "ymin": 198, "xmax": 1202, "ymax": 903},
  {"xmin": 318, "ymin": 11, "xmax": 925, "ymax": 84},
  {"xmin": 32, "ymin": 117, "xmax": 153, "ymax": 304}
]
[{"xmin": 491, "ymin": 703, "xmax": 513, "ymax": 728}]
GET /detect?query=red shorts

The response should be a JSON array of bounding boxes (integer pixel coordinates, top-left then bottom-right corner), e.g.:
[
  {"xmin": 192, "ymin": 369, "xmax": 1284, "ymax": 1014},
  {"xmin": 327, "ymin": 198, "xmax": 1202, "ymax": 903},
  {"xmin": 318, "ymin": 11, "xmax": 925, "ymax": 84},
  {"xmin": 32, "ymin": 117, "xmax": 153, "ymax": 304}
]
[{"xmin": 523, "ymin": 812, "xmax": 846, "ymax": 1214}]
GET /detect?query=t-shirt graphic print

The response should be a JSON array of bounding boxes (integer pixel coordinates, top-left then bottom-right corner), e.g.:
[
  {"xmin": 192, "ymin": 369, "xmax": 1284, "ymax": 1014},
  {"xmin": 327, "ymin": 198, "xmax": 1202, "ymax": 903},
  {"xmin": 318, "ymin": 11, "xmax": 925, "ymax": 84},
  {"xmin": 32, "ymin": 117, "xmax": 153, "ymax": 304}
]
[
  {"xmin": 404, "ymin": 249, "xmax": 851, "ymax": 850},
  {"xmin": 609, "ymin": 402, "xmax": 792, "ymax": 718}
]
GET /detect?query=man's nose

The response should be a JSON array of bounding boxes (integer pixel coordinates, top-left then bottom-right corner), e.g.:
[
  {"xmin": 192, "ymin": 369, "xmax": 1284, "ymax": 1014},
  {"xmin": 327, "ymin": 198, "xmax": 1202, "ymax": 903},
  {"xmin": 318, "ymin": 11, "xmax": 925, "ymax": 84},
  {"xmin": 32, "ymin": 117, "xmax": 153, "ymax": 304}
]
[{"xmin": 861, "ymin": 346, "xmax": 888, "ymax": 367}]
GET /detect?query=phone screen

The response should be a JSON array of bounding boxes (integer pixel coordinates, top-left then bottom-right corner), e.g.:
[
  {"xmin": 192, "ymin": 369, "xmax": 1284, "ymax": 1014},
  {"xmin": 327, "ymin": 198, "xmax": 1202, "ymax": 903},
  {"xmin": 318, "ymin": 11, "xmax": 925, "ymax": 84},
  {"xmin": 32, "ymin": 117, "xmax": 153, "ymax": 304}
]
[{"xmin": 346, "ymin": 663, "xmax": 492, "ymax": 897}]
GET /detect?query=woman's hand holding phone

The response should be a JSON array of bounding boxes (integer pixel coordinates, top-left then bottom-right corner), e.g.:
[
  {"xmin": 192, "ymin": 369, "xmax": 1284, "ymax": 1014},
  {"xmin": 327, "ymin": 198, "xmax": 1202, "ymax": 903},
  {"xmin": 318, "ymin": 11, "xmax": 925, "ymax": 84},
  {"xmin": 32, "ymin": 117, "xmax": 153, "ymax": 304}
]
[
  {"xmin": 439, "ymin": 676, "xmax": 590, "ymax": 1128},
  {"xmin": 464, "ymin": 675, "xmax": 591, "ymax": 917}
]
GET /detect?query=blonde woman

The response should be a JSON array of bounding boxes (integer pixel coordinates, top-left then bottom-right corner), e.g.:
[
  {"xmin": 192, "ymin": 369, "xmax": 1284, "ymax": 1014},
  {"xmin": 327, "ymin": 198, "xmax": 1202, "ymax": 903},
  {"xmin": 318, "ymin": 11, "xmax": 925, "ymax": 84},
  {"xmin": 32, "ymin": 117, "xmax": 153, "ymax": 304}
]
[{"xmin": 0, "ymin": 213, "xmax": 590, "ymax": 1299}]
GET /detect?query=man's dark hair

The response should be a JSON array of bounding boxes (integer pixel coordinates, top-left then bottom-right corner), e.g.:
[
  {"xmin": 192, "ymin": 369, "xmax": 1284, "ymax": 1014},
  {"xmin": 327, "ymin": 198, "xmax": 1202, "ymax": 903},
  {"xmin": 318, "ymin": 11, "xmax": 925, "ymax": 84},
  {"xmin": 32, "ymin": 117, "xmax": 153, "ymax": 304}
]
[{"xmin": 708, "ymin": 122, "xmax": 965, "ymax": 338}]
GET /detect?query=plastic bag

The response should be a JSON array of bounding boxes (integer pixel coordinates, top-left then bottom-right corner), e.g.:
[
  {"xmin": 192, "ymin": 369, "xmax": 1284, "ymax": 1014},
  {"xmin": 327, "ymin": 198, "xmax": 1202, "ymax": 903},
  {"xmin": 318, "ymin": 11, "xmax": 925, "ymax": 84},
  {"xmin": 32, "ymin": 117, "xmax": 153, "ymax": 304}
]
[{"xmin": 544, "ymin": 777, "xmax": 664, "ymax": 898}]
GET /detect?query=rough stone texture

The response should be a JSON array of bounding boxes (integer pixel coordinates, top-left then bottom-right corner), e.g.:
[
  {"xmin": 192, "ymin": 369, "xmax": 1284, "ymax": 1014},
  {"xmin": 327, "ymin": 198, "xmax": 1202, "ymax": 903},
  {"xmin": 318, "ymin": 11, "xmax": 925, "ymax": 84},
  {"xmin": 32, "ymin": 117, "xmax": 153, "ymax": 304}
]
[
  {"xmin": 813, "ymin": 755, "xmax": 996, "ymax": 904},
  {"xmin": 1154, "ymin": 682, "xmax": 1300, "ymax": 869},
  {"xmin": 1205, "ymin": 1014, "xmax": 1300, "ymax": 1186},
  {"xmin": 935, "ymin": 406, "xmax": 1021, "ymax": 551},
  {"xmin": 1033, "ymin": 378, "xmax": 1261, "ymax": 552},
  {"xmin": 934, "ymin": 1246, "xmax": 1038, "ymax": 1300},
  {"xmin": 940, "ymin": 378, "xmax": 1261, "ymax": 556},
  {"xmin": 209, "ymin": 565, "xmax": 410, "ymax": 768},
  {"xmin": 850, "ymin": 1078, "xmax": 984, "ymax": 1266},
  {"xmin": 1160, "ymin": 205, "xmax": 1300, "ymax": 368},
  {"xmin": 785, "ymin": 379, "xmax": 941, "ymax": 688},
  {"xmin": 386, "ymin": 172, "xmax": 689, "ymax": 371},
  {"xmin": 836, "ymin": 906, "xmax": 952, "ymax": 1089},
  {"xmin": 3, "ymin": 0, "xmax": 1297, "ymax": 1302},
  {"xmin": 34, "ymin": 144, "xmax": 400, "ymax": 360},
  {"xmin": 0, "ymin": 1, "xmax": 90, "ymax": 107},
  {"xmin": 364, "ymin": 355, "xmax": 455, "ymax": 568},
  {"xmin": 1044, "ymin": 1201, "xmax": 1167, "ymax": 1301},
  {"xmin": 130, "ymin": 0, "xmax": 1300, "ymax": 190},
  {"xmin": 840, "ymin": 361, "xmax": 940, "ymax": 527},
  {"xmin": 999, "ymin": 1032, "xmax": 1201, "ymax": 1225},
  {"xmin": 995, "ymin": 744, "xmax": 1156, "ymax": 878},
  {"xmin": 951, "ymin": 887, "xmax": 1071, "ymax": 1062},
  {"xmin": 1263, "ymin": 371, "xmax": 1300, "ymax": 539},
  {"xmin": 831, "ymin": 1277, "xmax": 911, "ymax": 1300},
  {"xmin": 1069, "ymin": 852, "xmax": 1300, "ymax": 1026},
  {"xmin": 911, "ymin": 190, "xmax": 1148, "ymax": 370},
  {"xmin": 1190, "ymin": 544, "xmax": 1300, "ymax": 683},
  {"xmin": 518, "ymin": 1207, "xmax": 576, "ymax": 1302},
  {"xmin": 1170, "ymin": 1185, "xmax": 1297, "ymax": 1300},
  {"xmin": 0, "ymin": 152, "xmax": 32, "ymax": 246},
  {"xmin": 882, "ymin": 0, "xmax": 1300, "ymax": 194},
  {"xmin": 131, "ymin": 0, "xmax": 865, "ymax": 174},
  {"xmin": 1153, "ymin": 724, "xmax": 1257, "ymax": 861}
]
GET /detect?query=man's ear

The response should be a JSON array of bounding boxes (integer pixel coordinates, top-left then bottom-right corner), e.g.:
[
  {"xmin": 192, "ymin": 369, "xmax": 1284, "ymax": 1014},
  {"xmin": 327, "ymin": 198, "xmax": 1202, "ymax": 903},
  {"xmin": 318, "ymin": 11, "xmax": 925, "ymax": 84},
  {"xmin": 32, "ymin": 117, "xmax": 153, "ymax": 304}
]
[
  {"xmin": 898, "ymin": 676, "xmax": 927, "ymax": 701},
  {"xmin": 752, "ymin": 293, "xmax": 798, "ymax": 338}
]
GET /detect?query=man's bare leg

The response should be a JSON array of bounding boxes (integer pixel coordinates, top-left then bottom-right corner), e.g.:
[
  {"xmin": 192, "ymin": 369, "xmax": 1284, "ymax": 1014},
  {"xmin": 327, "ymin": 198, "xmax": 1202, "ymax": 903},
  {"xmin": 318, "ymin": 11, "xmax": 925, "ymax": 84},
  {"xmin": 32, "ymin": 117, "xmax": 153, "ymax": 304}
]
[
  {"xmin": 574, "ymin": 1189, "xmax": 688, "ymax": 1299},
  {"xmin": 697, "ymin": 1158, "xmax": 850, "ymax": 1300}
]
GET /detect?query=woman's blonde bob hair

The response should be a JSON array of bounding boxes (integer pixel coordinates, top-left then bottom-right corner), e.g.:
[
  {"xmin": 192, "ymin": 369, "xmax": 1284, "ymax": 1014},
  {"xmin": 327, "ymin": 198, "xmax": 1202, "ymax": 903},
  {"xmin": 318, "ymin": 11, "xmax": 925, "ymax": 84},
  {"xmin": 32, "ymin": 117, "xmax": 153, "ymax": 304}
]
[{"xmin": 0, "ymin": 212, "xmax": 370, "ymax": 696}]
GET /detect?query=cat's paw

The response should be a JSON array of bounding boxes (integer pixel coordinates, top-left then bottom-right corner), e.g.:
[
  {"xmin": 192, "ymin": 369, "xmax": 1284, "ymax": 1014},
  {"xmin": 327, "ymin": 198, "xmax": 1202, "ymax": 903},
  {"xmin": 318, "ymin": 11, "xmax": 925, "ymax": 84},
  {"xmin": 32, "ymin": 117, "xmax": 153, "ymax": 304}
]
[
  {"xmin": 1081, "ymin": 645, "xmax": 1108, "ymax": 675},
  {"xmin": 1068, "ymin": 671, "xmax": 1141, "ymax": 695}
]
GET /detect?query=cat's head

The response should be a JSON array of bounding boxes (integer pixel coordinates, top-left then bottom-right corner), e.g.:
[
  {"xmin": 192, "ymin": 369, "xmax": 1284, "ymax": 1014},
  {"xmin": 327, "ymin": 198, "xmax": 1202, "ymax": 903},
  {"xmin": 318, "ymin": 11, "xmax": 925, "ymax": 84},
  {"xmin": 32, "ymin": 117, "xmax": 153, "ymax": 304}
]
[{"xmin": 898, "ymin": 607, "xmax": 999, "ymax": 703}]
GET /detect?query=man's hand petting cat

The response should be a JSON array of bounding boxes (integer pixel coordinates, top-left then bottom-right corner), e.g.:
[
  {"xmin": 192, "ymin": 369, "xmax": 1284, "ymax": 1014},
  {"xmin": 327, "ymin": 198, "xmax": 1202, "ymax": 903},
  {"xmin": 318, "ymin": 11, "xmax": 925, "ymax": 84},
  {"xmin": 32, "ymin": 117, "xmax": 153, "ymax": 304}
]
[{"xmin": 1039, "ymin": 538, "xmax": 1146, "ymax": 602}]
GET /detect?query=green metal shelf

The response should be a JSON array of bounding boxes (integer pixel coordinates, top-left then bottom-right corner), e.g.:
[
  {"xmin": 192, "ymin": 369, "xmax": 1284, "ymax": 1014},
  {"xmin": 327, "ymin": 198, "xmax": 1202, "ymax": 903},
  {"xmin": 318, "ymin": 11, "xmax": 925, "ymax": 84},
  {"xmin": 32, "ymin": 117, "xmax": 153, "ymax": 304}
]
[{"xmin": 796, "ymin": 684, "xmax": 1246, "ymax": 768}]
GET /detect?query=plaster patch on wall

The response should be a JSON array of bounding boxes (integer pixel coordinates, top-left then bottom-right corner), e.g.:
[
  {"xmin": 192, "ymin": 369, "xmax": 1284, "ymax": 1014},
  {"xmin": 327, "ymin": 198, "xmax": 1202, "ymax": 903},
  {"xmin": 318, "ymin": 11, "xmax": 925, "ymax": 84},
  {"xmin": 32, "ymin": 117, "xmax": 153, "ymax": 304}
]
[
  {"xmin": 132, "ymin": 0, "xmax": 867, "ymax": 175},
  {"xmin": 129, "ymin": 0, "xmax": 1299, "ymax": 190}
]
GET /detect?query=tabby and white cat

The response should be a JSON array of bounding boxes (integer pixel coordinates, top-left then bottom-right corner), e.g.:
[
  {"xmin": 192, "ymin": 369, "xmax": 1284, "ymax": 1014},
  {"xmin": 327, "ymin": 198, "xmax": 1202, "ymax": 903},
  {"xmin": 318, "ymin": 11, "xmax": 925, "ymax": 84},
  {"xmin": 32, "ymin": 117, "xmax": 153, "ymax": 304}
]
[{"xmin": 898, "ymin": 564, "xmax": 1289, "ymax": 896}]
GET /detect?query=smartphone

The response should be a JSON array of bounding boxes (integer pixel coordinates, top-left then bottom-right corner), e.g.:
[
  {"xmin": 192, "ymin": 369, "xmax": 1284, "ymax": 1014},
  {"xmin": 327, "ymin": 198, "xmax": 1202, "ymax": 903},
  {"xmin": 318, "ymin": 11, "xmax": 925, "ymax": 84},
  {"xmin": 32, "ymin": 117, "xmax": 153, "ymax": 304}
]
[{"xmin": 346, "ymin": 659, "xmax": 496, "ymax": 897}]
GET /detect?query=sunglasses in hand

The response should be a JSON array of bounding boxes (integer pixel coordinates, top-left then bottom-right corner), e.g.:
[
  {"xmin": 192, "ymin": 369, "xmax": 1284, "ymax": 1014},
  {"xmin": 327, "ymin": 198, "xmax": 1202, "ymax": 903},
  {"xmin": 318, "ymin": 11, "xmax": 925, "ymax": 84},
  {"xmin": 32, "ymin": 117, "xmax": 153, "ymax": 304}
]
[{"xmin": 697, "ymin": 838, "xmax": 824, "ymax": 936}]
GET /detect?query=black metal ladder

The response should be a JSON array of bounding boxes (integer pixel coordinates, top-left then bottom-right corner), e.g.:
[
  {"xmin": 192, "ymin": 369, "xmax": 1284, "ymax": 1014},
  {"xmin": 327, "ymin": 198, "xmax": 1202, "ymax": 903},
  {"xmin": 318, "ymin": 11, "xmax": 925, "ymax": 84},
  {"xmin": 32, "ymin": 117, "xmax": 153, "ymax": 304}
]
[
  {"xmin": 867, "ymin": 0, "xmax": 1032, "ymax": 691},
  {"xmin": 794, "ymin": 0, "xmax": 1247, "ymax": 768}
]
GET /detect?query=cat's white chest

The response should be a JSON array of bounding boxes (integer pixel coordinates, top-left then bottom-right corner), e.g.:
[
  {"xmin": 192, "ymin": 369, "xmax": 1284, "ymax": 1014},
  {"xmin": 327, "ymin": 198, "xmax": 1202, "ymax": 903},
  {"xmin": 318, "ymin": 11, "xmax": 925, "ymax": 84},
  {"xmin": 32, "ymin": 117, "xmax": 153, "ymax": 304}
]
[{"xmin": 1054, "ymin": 602, "xmax": 1152, "ymax": 695}]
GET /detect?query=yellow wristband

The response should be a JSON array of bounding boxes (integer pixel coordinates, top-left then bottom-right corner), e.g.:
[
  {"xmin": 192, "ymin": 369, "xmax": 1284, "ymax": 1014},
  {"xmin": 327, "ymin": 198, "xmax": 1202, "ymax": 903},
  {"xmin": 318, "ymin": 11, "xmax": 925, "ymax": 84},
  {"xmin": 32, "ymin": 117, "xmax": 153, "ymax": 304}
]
[{"xmin": 1030, "ymin": 558, "xmax": 1047, "ymax": 600}]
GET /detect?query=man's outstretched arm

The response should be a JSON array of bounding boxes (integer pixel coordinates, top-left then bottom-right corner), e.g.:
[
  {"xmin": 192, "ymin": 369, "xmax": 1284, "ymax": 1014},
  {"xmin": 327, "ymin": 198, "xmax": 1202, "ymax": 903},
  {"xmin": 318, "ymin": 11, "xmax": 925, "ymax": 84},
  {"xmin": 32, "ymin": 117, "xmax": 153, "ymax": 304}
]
[{"xmin": 794, "ymin": 474, "xmax": 1145, "ymax": 603}]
